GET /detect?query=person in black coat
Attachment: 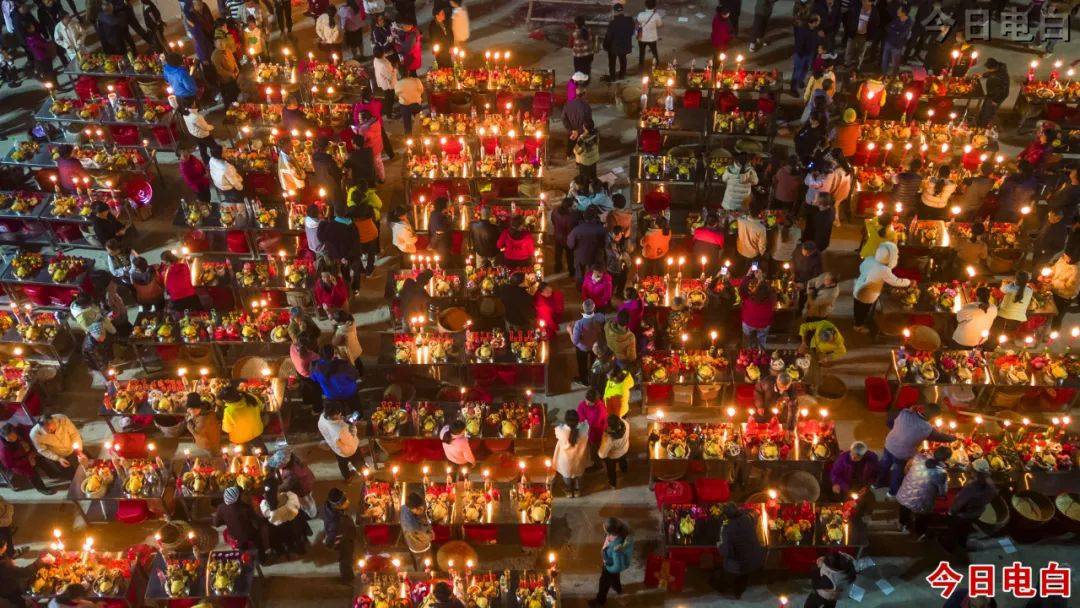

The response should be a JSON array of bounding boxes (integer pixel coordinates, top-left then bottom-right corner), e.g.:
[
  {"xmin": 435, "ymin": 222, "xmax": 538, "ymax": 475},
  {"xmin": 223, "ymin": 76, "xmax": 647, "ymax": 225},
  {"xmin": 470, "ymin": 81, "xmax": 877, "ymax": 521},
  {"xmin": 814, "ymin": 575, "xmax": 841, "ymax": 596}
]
[
  {"xmin": 318, "ymin": 211, "xmax": 364, "ymax": 285},
  {"xmin": 566, "ymin": 206, "xmax": 606, "ymax": 281},
  {"xmin": 940, "ymin": 463, "xmax": 996, "ymax": 555},
  {"xmin": 602, "ymin": 4, "xmax": 634, "ymax": 82},
  {"xmin": 141, "ymin": 0, "xmax": 167, "ymax": 50},
  {"xmin": 551, "ymin": 197, "xmax": 580, "ymax": 275},
  {"xmin": 321, "ymin": 488, "xmax": 357, "ymax": 582},
  {"xmin": 345, "ymin": 135, "xmax": 376, "ymax": 189},
  {"xmin": 398, "ymin": 270, "xmax": 432, "ymax": 321},
  {"xmin": 977, "ymin": 58, "xmax": 1009, "ymax": 127},
  {"xmin": 468, "ymin": 207, "xmax": 501, "ymax": 261},
  {"xmin": 428, "ymin": 7, "xmax": 451, "ymax": 66},
  {"xmin": 498, "ymin": 272, "xmax": 536, "ymax": 329},
  {"xmin": 310, "ymin": 139, "xmax": 344, "ymax": 204},
  {"xmin": 794, "ymin": 111, "xmax": 827, "ymax": 162},
  {"xmin": 213, "ymin": 486, "xmax": 269, "ymax": 560},
  {"xmin": 711, "ymin": 502, "xmax": 766, "ymax": 598}
]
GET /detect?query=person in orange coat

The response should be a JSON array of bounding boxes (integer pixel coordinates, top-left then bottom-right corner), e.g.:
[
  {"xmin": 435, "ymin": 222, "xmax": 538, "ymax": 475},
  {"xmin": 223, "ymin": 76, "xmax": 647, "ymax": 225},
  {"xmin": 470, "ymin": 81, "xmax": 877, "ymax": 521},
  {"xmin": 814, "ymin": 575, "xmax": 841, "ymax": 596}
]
[
  {"xmin": 534, "ymin": 282, "xmax": 565, "ymax": 340},
  {"xmin": 835, "ymin": 108, "xmax": 861, "ymax": 159}
]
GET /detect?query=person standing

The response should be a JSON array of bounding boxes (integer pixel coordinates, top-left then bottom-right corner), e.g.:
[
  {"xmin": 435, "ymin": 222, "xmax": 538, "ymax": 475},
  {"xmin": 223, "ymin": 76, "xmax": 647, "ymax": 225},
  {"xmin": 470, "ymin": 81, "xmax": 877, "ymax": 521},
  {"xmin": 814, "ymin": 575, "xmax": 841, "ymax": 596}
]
[
  {"xmin": 896, "ymin": 446, "xmax": 950, "ymax": 538},
  {"xmin": 400, "ymin": 492, "xmax": 433, "ymax": 568},
  {"xmin": 567, "ymin": 206, "xmax": 606, "ymax": 282},
  {"xmin": 748, "ymin": 0, "xmax": 775, "ymax": 52},
  {"xmin": 597, "ymin": 415, "xmax": 629, "ymax": 488},
  {"xmin": 587, "ymin": 518, "xmax": 633, "ymax": 607},
  {"xmin": 428, "ymin": 8, "xmax": 451, "ymax": 65},
  {"xmin": 449, "ymin": 0, "xmax": 468, "ymax": 46},
  {"xmin": 602, "ymin": 3, "xmax": 633, "ymax": 81},
  {"xmin": 561, "ymin": 78, "xmax": 593, "ymax": 158},
  {"xmin": 570, "ymin": 15, "xmax": 593, "ymax": 76},
  {"xmin": 214, "ymin": 486, "xmax": 269, "ymax": 561},
  {"xmin": 259, "ymin": 476, "xmax": 309, "ymax": 558},
  {"xmin": 712, "ymin": 503, "xmax": 766, "ymax": 598},
  {"xmin": 571, "ymin": 299, "xmax": 606, "ymax": 385},
  {"xmin": 550, "ymin": 197, "xmax": 580, "ymax": 274},
  {"xmin": 720, "ymin": 153, "xmax": 759, "ymax": 211},
  {"xmin": 185, "ymin": 393, "xmax": 222, "ymax": 454},
  {"xmin": 635, "ymin": 0, "xmax": 661, "ymax": 70},
  {"xmin": 219, "ymin": 385, "xmax": 265, "ymax": 448},
  {"xmin": 1049, "ymin": 250, "xmax": 1080, "ymax": 328},
  {"xmin": 395, "ymin": 70, "xmax": 424, "ymax": 134},
  {"xmin": 315, "ymin": 4, "xmax": 343, "ymax": 55},
  {"xmin": 790, "ymin": 14, "xmax": 818, "ymax": 96},
  {"xmin": 977, "ymin": 58, "xmax": 1009, "ymax": 127},
  {"xmin": 552, "ymin": 410, "xmax": 590, "ymax": 497},
  {"xmin": 318, "ymin": 401, "xmax": 364, "ymax": 479},
  {"xmin": 878, "ymin": 405, "xmax": 955, "ymax": 495},
  {"xmin": 338, "ymin": 0, "xmax": 364, "ymax": 58},
  {"xmin": 879, "ymin": 6, "xmax": 909, "ymax": 75},
  {"xmin": 739, "ymin": 272, "xmax": 776, "ymax": 348},
  {"xmin": 321, "ymin": 488, "xmax": 357, "ymax": 582},
  {"xmin": 852, "ymin": 242, "xmax": 910, "ymax": 333},
  {"xmin": 183, "ymin": 105, "xmax": 216, "ymax": 163}
]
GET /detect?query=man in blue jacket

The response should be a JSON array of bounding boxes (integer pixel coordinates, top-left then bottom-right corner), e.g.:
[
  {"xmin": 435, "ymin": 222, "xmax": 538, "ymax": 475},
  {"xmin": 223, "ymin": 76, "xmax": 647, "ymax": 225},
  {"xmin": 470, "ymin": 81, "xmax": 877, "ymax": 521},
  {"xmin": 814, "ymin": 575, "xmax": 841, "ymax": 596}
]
[
  {"xmin": 880, "ymin": 5, "xmax": 911, "ymax": 75},
  {"xmin": 791, "ymin": 14, "xmax": 819, "ymax": 96},
  {"xmin": 310, "ymin": 345, "xmax": 361, "ymax": 412}
]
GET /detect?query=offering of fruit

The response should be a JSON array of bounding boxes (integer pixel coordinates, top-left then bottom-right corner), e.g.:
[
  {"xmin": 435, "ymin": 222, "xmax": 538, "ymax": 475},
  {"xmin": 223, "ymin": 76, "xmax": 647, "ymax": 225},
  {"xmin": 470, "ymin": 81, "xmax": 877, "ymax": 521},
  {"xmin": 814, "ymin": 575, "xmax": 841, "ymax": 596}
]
[
  {"xmin": 123, "ymin": 460, "xmax": 162, "ymax": 498},
  {"xmin": 282, "ymin": 262, "xmax": 307, "ymax": 288},
  {"xmin": 235, "ymin": 262, "xmax": 270, "ymax": 287},
  {"xmin": 81, "ymin": 461, "xmax": 116, "ymax": 498},
  {"xmin": 10, "ymin": 141, "xmax": 40, "ymax": 162},
  {"xmin": 425, "ymin": 483, "xmax": 454, "ymax": 524},
  {"xmin": 461, "ymin": 490, "xmax": 494, "ymax": 523},
  {"xmin": 361, "ymin": 482, "xmax": 394, "ymax": 522},
  {"xmin": 370, "ymin": 402, "xmax": 409, "ymax": 436},
  {"xmin": 209, "ymin": 554, "xmax": 244, "ymax": 595},
  {"xmin": 11, "ymin": 250, "xmax": 44, "ymax": 278},
  {"xmin": 516, "ymin": 485, "xmax": 552, "ymax": 524},
  {"xmin": 163, "ymin": 559, "xmax": 199, "ymax": 597}
]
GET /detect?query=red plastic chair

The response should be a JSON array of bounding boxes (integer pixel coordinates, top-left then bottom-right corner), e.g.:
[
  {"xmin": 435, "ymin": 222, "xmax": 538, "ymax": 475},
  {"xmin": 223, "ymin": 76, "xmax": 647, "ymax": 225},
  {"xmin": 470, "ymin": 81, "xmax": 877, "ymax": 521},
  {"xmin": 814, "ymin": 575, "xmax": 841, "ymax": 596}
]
[
  {"xmin": 645, "ymin": 384, "xmax": 672, "ymax": 403},
  {"xmin": 74, "ymin": 76, "xmax": 99, "ymax": 100},
  {"xmin": 715, "ymin": 91, "xmax": 739, "ymax": 113},
  {"xmin": 116, "ymin": 499, "xmax": 151, "ymax": 524},
  {"xmin": 462, "ymin": 524, "xmax": 498, "ymax": 544},
  {"xmin": 653, "ymin": 481, "xmax": 694, "ymax": 509},
  {"xmin": 112, "ymin": 79, "xmax": 134, "ymax": 99},
  {"xmin": 21, "ymin": 285, "xmax": 52, "ymax": 306},
  {"xmin": 428, "ymin": 92, "xmax": 451, "ymax": 113},
  {"xmin": 363, "ymin": 524, "xmax": 394, "ymax": 545},
  {"xmin": 865, "ymin": 377, "xmax": 892, "ymax": 412},
  {"xmin": 896, "ymin": 385, "xmax": 920, "ymax": 409},
  {"xmin": 693, "ymin": 478, "xmax": 730, "ymax": 503},
  {"xmin": 433, "ymin": 524, "xmax": 452, "ymax": 543},
  {"xmin": 517, "ymin": 524, "xmax": 547, "ymax": 547},
  {"xmin": 225, "ymin": 231, "xmax": 250, "ymax": 253},
  {"xmin": 682, "ymin": 89, "xmax": 702, "ymax": 109},
  {"xmin": 639, "ymin": 129, "xmax": 661, "ymax": 154},
  {"xmin": 643, "ymin": 189, "xmax": 670, "ymax": 214}
]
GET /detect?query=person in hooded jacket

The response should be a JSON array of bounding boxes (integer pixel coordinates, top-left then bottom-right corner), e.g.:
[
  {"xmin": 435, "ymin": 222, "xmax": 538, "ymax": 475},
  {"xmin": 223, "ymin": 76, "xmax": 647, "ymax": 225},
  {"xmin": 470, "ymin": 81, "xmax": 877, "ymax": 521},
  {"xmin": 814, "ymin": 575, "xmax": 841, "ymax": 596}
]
[
  {"xmin": 721, "ymin": 154, "xmax": 759, "ymax": 211},
  {"xmin": 852, "ymin": 241, "xmax": 910, "ymax": 333},
  {"xmin": 587, "ymin": 517, "xmax": 633, "ymax": 607},
  {"xmin": 259, "ymin": 475, "xmax": 309, "ymax": 558},
  {"xmin": 804, "ymin": 552, "xmax": 856, "ymax": 608},
  {"xmin": 712, "ymin": 502, "xmax": 767, "ymax": 598}
]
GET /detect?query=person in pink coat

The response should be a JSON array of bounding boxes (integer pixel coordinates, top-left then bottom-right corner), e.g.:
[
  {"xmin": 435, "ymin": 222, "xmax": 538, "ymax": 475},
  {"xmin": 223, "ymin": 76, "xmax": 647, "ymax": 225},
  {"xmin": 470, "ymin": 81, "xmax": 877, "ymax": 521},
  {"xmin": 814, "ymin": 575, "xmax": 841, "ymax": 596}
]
[
  {"xmin": 534, "ymin": 282, "xmax": 565, "ymax": 340},
  {"xmin": 581, "ymin": 265, "xmax": 613, "ymax": 310},
  {"xmin": 575, "ymin": 389, "xmax": 608, "ymax": 457}
]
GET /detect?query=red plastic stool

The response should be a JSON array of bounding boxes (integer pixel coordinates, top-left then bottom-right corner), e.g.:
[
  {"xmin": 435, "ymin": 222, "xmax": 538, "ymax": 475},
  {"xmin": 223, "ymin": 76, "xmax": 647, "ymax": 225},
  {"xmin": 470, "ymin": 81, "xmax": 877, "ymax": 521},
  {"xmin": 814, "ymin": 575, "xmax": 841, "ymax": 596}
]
[
  {"xmin": 462, "ymin": 524, "xmax": 498, "ymax": 544},
  {"xmin": 644, "ymin": 554, "xmax": 663, "ymax": 588},
  {"xmin": 864, "ymin": 377, "xmax": 892, "ymax": 412},
  {"xmin": 683, "ymin": 89, "xmax": 702, "ymax": 109},
  {"xmin": 518, "ymin": 524, "xmax": 548, "ymax": 547},
  {"xmin": 225, "ymin": 231, "xmax": 250, "ymax": 253},
  {"xmin": 896, "ymin": 385, "xmax": 920, "ymax": 409},
  {"xmin": 110, "ymin": 432, "xmax": 149, "ymax": 458},
  {"xmin": 693, "ymin": 478, "xmax": 731, "ymax": 503},
  {"xmin": 363, "ymin": 525, "xmax": 393, "ymax": 545},
  {"xmin": 639, "ymin": 129, "xmax": 661, "ymax": 154},
  {"xmin": 531, "ymin": 92, "xmax": 552, "ymax": 119},
  {"xmin": 116, "ymin": 499, "xmax": 151, "ymax": 524},
  {"xmin": 653, "ymin": 481, "xmax": 694, "ymax": 509}
]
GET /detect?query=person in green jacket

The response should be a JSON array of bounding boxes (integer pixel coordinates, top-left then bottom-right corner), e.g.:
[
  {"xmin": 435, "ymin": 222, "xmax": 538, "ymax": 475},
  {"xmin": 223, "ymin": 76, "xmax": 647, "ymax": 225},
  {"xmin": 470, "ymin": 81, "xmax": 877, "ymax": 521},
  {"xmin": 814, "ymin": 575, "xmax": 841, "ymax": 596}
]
[{"xmin": 588, "ymin": 517, "xmax": 633, "ymax": 607}]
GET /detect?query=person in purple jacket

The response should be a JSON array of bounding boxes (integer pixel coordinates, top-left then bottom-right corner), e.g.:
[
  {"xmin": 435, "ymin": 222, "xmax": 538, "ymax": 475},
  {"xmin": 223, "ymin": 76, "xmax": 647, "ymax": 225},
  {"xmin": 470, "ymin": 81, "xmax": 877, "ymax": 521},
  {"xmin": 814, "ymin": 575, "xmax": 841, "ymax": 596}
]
[
  {"xmin": 877, "ymin": 404, "xmax": 955, "ymax": 496},
  {"xmin": 830, "ymin": 441, "xmax": 880, "ymax": 498}
]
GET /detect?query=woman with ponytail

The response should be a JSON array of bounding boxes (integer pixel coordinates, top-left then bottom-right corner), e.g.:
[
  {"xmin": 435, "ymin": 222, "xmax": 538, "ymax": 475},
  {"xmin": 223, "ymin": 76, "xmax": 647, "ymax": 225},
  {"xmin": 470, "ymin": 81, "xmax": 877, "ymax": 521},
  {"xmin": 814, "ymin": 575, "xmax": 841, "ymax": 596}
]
[
  {"xmin": 439, "ymin": 419, "xmax": 475, "ymax": 467},
  {"xmin": 552, "ymin": 409, "xmax": 590, "ymax": 497}
]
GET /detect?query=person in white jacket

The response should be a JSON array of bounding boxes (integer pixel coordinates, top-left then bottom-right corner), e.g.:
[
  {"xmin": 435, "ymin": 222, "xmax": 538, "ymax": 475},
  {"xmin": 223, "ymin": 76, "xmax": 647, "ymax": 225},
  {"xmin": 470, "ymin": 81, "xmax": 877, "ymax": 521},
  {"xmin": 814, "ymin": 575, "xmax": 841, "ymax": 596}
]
[
  {"xmin": 720, "ymin": 155, "xmax": 759, "ymax": 211},
  {"xmin": 182, "ymin": 105, "xmax": 216, "ymax": 163},
  {"xmin": 362, "ymin": 0, "xmax": 384, "ymax": 17},
  {"xmin": 736, "ymin": 216, "xmax": 767, "ymax": 260},
  {"xmin": 390, "ymin": 208, "xmax": 418, "ymax": 255},
  {"xmin": 315, "ymin": 4, "xmax": 343, "ymax": 50},
  {"xmin": 53, "ymin": 14, "xmax": 84, "ymax": 62},
  {"xmin": 259, "ymin": 476, "xmax": 309, "ymax": 557},
  {"xmin": 597, "ymin": 414, "xmax": 629, "ymax": 488},
  {"xmin": 952, "ymin": 286, "xmax": 997, "ymax": 347},
  {"xmin": 208, "ymin": 146, "xmax": 245, "ymax": 199},
  {"xmin": 450, "ymin": 0, "xmax": 469, "ymax": 44},
  {"xmin": 853, "ymin": 241, "xmax": 911, "ymax": 332},
  {"xmin": 318, "ymin": 402, "xmax": 364, "ymax": 479},
  {"xmin": 1050, "ymin": 250, "xmax": 1080, "ymax": 329},
  {"xmin": 372, "ymin": 49, "xmax": 398, "ymax": 114},
  {"xmin": 29, "ymin": 414, "xmax": 82, "ymax": 476},
  {"xmin": 552, "ymin": 410, "xmax": 590, "ymax": 497}
]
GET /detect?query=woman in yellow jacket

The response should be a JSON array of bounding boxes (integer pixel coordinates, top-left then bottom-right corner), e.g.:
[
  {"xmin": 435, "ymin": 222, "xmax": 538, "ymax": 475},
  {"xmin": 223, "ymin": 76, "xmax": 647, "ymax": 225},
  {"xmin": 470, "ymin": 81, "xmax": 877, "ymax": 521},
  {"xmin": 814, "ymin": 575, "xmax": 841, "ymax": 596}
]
[
  {"xmin": 603, "ymin": 368, "xmax": 635, "ymax": 417},
  {"xmin": 798, "ymin": 319, "xmax": 847, "ymax": 363},
  {"xmin": 219, "ymin": 385, "xmax": 265, "ymax": 447}
]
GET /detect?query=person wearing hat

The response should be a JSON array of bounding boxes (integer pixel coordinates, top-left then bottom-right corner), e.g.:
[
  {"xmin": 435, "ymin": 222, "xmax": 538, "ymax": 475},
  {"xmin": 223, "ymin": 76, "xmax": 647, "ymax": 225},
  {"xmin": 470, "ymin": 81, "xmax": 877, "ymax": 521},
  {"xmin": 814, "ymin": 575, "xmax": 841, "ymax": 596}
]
[
  {"xmin": 942, "ymin": 458, "xmax": 997, "ymax": 554},
  {"xmin": 213, "ymin": 485, "xmax": 269, "ymax": 561},
  {"xmin": 752, "ymin": 371, "xmax": 797, "ymax": 429},
  {"xmin": 798, "ymin": 319, "xmax": 846, "ymax": 364},
  {"xmin": 878, "ymin": 404, "xmax": 955, "ymax": 496},
  {"xmin": 219, "ymin": 384, "xmax": 265, "ymax": 448},
  {"xmin": 185, "ymin": 393, "xmax": 221, "ymax": 454},
  {"xmin": 80, "ymin": 321, "xmax": 113, "ymax": 380},
  {"xmin": 271, "ymin": 448, "xmax": 317, "ymax": 518},
  {"xmin": 568, "ymin": 71, "xmax": 590, "ymax": 102},
  {"xmin": 711, "ymin": 502, "xmax": 766, "ymax": 598},
  {"xmin": 835, "ymin": 108, "xmax": 861, "ymax": 159},
  {"xmin": 322, "ymin": 487, "xmax": 357, "ymax": 582},
  {"xmin": 259, "ymin": 475, "xmax": 309, "ymax": 559},
  {"xmin": 400, "ymin": 491, "xmax": 433, "ymax": 568},
  {"xmin": 602, "ymin": 4, "xmax": 633, "ymax": 81},
  {"xmin": 829, "ymin": 441, "xmax": 879, "ymax": 498},
  {"xmin": 896, "ymin": 445, "xmax": 950, "ymax": 538}
]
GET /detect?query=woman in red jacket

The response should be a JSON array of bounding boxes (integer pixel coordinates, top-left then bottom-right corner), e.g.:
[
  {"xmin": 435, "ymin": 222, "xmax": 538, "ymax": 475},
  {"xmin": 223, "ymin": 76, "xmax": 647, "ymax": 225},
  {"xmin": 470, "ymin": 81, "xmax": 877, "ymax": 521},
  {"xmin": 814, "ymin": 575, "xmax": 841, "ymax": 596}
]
[
  {"xmin": 739, "ymin": 270, "xmax": 776, "ymax": 349},
  {"xmin": 497, "ymin": 216, "xmax": 536, "ymax": 269},
  {"xmin": 313, "ymin": 268, "xmax": 350, "ymax": 318},
  {"xmin": 161, "ymin": 251, "xmax": 202, "ymax": 311},
  {"xmin": 179, "ymin": 148, "xmax": 211, "ymax": 201},
  {"xmin": 534, "ymin": 282, "xmax": 565, "ymax": 340}
]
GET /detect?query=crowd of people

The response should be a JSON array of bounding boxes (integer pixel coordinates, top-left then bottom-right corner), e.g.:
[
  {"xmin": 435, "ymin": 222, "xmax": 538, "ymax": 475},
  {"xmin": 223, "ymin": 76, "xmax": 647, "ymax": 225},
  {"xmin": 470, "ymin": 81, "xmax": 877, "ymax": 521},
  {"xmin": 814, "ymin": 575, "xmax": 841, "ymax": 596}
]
[{"xmin": 0, "ymin": 0, "xmax": 1074, "ymax": 605}]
